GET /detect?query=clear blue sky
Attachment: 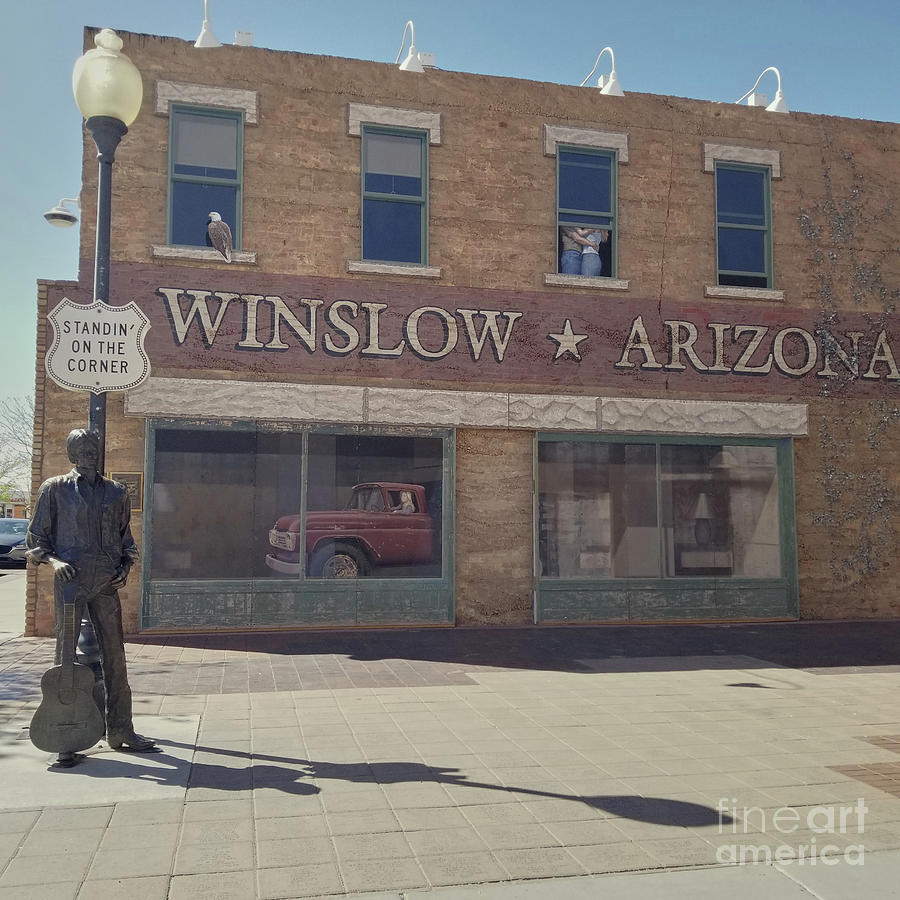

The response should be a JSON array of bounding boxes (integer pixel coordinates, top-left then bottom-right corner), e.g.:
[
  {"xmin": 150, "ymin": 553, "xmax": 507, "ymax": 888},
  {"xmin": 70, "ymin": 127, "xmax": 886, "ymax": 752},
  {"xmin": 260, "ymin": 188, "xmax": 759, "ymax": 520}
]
[{"xmin": 2, "ymin": 0, "xmax": 898, "ymax": 400}]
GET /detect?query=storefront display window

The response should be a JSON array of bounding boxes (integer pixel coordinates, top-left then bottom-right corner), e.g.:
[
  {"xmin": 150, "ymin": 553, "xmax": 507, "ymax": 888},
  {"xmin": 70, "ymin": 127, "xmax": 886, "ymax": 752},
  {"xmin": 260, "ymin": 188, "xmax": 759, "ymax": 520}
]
[
  {"xmin": 538, "ymin": 436, "xmax": 789, "ymax": 582},
  {"xmin": 145, "ymin": 423, "xmax": 453, "ymax": 629},
  {"xmin": 150, "ymin": 425, "xmax": 445, "ymax": 582}
]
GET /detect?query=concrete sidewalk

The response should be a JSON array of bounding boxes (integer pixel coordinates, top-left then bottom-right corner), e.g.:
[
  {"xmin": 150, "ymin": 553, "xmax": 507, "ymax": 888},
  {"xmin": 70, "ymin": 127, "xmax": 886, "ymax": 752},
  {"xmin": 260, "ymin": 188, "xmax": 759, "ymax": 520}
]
[
  {"xmin": 0, "ymin": 568, "xmax": 26, "ymax": 643},
  {"xmin": 362, "ymin": 853, "xmax": 900, "ymax": 898},
  {"xmin": 1, "ymin": 591, "xmax": 899, "ymax": 898}
]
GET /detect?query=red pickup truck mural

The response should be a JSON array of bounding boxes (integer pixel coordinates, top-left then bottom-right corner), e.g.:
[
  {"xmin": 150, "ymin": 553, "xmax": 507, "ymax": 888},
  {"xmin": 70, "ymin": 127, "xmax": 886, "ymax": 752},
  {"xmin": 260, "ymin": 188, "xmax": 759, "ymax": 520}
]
[{"xmin": 265, "ymin": 482, "xmax": 435, "ymax": 578}]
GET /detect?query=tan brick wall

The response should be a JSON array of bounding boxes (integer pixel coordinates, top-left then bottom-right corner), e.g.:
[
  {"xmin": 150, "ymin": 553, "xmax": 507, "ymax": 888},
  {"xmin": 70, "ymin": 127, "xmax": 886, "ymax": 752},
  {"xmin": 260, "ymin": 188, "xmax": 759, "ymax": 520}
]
[
  {"xmin": 795, "ymin": 398, "xmax": 899, "ymax": 619},
  {"xmin": 27, "ymin": 29, "xmax": 895, "ymax": 633},
  {"xmin": 26, "ymin": 282, "xmax": 52, "ymax": 637},
  {"xmin": 455, "ymin": 429, "xmax": 534, "ymax": 625},
  {"xmin": 77, "ymin": 31, "xmax": 898, "ymax": 311}
]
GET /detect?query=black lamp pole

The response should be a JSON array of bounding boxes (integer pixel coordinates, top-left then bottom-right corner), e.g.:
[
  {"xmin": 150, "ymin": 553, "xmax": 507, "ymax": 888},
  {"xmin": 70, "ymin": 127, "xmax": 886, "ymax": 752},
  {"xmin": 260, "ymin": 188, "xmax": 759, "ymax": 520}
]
[
  {"xmin": 85, "ymin": 115, "xmax": 127, "ymax": 475},
  {"xmin": 76, "ymin": 115, "xmax": 128, "ymax": 686}
]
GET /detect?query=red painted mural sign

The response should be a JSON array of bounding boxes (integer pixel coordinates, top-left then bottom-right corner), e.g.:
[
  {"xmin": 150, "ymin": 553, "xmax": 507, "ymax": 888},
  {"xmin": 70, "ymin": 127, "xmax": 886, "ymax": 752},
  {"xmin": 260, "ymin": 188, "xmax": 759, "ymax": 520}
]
[{"xmin": 48, "ymin": 263, "xmax": 899, "ymax": 398}]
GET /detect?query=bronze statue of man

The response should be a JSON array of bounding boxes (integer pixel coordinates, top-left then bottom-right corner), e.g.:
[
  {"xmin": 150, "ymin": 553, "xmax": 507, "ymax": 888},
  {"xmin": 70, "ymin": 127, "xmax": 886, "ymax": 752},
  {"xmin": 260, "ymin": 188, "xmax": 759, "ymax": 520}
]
[{"xmin": 27, "ymin": 429, "xmax": 157, "ymax": 766}]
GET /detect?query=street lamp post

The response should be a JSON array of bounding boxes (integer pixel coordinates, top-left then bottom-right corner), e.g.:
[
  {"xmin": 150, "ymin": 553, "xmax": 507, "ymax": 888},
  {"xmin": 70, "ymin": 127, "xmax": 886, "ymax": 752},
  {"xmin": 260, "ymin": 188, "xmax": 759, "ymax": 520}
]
[
  {"xmin": 71, "ymin": 27, "xmax": 143, "ymax": 473},
  {"xmin": 70, "ymin": 29, "xmax": 142, "ymax": 680}
]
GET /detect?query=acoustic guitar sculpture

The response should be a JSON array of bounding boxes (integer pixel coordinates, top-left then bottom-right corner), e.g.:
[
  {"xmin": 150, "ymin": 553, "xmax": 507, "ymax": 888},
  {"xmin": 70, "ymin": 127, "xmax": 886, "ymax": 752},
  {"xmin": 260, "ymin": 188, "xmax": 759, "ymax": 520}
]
[{"xmin": 30, "ymin": 581, "xmax": 104, "ymax": 753}]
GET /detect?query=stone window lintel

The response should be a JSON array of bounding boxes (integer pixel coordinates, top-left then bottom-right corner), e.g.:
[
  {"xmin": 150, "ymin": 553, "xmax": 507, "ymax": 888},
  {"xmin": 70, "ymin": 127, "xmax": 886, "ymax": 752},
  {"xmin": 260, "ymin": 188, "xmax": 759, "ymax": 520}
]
[
  {"xmin": 155, "ymin": 81, "xmax": 259, "ymax": 124},
  {"xmin": 544, "ymin": 125, "xmax": 629, "ymax": 162},
  {"xmin": 703, "ymin": 142, "xmax": 781, "ymax": 178},
  {"xmin": 348, "ymin": 103, "xmax": 442, "ymax": 145}
]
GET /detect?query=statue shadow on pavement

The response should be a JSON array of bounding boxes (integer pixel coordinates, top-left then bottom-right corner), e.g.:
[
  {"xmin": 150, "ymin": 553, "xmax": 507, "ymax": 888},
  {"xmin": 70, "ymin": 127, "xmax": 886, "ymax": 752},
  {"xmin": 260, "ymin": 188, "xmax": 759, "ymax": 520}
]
[{"xmin": 57, "ymin": 738, "xmax": 731, "ymax": 827}]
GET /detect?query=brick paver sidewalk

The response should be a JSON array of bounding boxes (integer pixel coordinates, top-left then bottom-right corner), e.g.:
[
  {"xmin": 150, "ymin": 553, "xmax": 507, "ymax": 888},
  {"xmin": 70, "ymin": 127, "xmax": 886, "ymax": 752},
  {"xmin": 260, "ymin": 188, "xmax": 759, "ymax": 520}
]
[{"xmin": 1, "ymin": 617, "xmax": 899, "ymax": 898}]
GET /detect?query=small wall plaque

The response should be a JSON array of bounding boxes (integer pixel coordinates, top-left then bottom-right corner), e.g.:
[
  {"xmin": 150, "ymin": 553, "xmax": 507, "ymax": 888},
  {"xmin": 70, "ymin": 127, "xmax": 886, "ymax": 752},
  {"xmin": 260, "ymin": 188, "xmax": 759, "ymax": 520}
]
[{"xmin": 109, "ymin": 472, "xmax": 144, "ymax": 513}]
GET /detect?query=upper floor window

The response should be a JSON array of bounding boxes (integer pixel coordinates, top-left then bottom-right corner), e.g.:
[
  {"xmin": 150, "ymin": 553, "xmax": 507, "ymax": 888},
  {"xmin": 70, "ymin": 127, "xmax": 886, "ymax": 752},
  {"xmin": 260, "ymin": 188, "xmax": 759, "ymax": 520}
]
[
  {"xmin": 169, "ymin": 106, "xmax": 243, "ymax": 249},
  {"xmin": 557, "ymin": 146, "xmax": 617, "ymax": 278},
  {"xmin": 715, "ymin": 162, "xmax": 772, "ymax": 289},
  {"xmin": 361, "ymin": 126, "xmax": 427, "ymax": 265}
]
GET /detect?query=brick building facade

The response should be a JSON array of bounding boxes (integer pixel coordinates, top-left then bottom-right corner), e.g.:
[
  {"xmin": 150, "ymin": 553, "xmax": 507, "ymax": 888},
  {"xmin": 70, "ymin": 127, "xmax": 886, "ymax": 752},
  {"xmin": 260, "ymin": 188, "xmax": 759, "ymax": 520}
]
[{"xmin": 28, "ymin": 28, "xmax": 899, "ymax": 635}]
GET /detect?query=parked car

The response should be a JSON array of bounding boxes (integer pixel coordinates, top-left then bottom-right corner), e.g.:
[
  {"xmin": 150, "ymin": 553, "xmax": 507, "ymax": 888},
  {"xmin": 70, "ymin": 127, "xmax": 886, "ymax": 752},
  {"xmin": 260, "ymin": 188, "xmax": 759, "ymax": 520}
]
[
  {"xmin": 265, "ymin": 483, "xmax": 435, "ymax": 577},
  {"xmin": 0, "ymin": 518, "xmax": 29, "ymax": 566}
]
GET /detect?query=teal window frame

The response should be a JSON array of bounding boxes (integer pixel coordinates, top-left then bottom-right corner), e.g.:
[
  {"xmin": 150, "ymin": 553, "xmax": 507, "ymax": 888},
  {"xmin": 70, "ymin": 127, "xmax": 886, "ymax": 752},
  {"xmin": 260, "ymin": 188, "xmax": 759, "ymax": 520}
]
[
  {"xmin": 715, "ymin": 161, "xmax": 772, "ymax": 288},
  {"xmin": 361, "ymin": 124, "xmax": 428, "ymax": 265},
  {"xmin": 167, "ymin": 104, "xmax": 244, "ymax": 249},
  {"xmin": 535, "ymin": 433, "xmax": 799, "ymax": 623},
  {"xmin": 557, "ymin": 144, "xmax": 617, "ymax": 277}
]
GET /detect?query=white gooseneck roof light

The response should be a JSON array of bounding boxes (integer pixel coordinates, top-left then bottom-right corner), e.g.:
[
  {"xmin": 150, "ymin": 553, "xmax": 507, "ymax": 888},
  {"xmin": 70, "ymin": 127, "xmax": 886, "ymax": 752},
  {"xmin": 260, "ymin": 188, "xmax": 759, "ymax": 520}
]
[
  {"xmin": 579, "ymin": 46, "xmax": 624, "ymax": 96},
  {"xmin": 736, "ymin": 66, "xmax": 789, "ymax": 113},
  {"xmin": 396, "ymin": 20, "xmax": 424, "ymax": 73}
]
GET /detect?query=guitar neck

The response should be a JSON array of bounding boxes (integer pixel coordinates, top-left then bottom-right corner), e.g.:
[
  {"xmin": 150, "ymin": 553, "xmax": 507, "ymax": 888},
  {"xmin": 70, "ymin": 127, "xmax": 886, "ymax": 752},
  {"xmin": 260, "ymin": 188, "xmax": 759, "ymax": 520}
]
[{"xmin": 60, "ymin": 580, "xmax": 78, "ymax": 692}]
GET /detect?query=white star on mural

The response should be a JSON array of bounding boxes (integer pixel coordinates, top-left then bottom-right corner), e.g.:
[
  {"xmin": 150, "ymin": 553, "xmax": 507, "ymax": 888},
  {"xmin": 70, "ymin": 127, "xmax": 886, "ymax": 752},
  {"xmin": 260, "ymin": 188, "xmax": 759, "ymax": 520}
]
[{"xmin": 548, "ymin": 319, "xmax": 588, "ymax": 360}]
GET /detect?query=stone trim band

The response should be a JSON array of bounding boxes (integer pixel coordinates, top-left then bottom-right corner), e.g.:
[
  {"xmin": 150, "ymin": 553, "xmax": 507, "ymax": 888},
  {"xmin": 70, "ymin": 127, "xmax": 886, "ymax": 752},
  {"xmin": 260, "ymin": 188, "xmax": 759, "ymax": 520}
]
[{"xmin": 125, "ymin": 377, "xmax": 808, "ymax": 437}]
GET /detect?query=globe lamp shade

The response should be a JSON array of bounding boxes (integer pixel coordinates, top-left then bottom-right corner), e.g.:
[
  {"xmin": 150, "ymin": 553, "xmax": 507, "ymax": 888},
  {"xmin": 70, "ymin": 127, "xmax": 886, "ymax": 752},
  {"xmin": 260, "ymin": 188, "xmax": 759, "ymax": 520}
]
[{"xmin": 72, "ymin": 29, "xmax": 143, "ymax": 126}]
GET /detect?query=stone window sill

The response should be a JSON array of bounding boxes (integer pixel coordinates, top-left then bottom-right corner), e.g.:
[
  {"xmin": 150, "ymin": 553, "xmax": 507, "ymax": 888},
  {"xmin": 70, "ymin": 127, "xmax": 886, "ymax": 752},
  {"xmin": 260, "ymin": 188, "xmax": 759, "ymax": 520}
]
[
  {"xmin": 347, "ymin": 260, "xmax": 443, "ymax": 279},
  {"xmin": 151, "ymin": 245, "xmax": 258, "ymax": 265},
  {"xmin": 544, "ymin": 273, "xmax": 630, "ymax": 291},
  {"xmin": 705, "ymin": 285, "xmax": 784, "ymax": 302}
]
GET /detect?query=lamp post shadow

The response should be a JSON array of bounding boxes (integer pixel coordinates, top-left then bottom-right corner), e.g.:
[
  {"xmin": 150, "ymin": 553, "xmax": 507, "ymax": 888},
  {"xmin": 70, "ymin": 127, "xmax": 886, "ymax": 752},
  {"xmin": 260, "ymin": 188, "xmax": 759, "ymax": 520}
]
[{"xmin": 67, "ymin": 738, "xmax": 731, "ymax": 828}]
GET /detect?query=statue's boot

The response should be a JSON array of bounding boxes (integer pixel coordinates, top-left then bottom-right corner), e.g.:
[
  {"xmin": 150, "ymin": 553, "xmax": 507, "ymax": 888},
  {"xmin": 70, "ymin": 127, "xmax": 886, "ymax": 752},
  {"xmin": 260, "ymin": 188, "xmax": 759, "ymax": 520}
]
[
  {"xmin": 53, "ymin": 752, "xmax": 83, "ymax": 768},
  {"xmin": 108, "ymin": 732, "xmax": 160, "ymax": 752}
]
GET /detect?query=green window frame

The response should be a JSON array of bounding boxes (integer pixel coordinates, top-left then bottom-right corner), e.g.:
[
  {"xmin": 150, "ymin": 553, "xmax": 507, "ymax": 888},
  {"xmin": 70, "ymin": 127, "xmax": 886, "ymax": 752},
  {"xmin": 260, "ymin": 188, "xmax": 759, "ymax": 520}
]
[
  {"xmin": 361, "ymin": 125, "xmax": 428, "ymax": 265},
  {"xmin": 557, "ymin": 145, "xmax": 617, "ymax": 277},
  {"xmin": 715, "ymin": 161, "xmax": 772, "ymax": 288},
  {"xmin": 167, "ymin": 105, "xmax": 243, "ymax": 250}
]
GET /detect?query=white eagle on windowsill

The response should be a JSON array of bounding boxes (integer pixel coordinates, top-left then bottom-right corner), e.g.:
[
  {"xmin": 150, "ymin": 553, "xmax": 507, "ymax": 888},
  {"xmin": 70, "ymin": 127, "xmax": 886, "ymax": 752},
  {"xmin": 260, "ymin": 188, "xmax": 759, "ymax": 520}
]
[{"xmin": 207, "ymin": 211, "xmax": 233, "ymax": 262}]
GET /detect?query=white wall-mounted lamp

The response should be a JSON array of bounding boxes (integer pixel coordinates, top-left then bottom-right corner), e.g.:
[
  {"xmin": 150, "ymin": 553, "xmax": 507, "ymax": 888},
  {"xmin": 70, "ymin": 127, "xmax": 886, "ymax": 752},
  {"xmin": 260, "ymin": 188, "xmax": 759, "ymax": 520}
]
[
  {"xmin": 736, "ymin": 66, "xmax": 789, "ymax": 113},
  {"xmin": 579, "ymin": 46, "xmax": 624, "ymax": 96},
  {"xmin": 194, "ymin": 0, "xmax": 222, "ymax": 48},
  {"xmin": 395, "ymin": 20, "xmax": 425, "ymax": 73},
  {"xmin": 43, "ymin": 197, "xmax": 81, "ymax": 227}
]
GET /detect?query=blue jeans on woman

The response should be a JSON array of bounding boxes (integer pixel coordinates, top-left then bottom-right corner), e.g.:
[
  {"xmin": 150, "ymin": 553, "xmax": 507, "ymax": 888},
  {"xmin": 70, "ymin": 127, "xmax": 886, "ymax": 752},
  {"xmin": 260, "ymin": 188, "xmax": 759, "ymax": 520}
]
[
  {"xmin": 581, "ymin": 250, "xmax": 602, "ymax": 277},
  {"xmin": 581, "ymin": 231, "xmax": 605, "ymax": 276}
]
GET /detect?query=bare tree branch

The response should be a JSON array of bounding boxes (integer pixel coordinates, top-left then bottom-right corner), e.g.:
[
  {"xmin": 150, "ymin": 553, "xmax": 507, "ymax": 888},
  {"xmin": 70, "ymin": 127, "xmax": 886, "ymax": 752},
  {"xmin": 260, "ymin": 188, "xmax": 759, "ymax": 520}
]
[{"xmin": 0, "ymin": 395, "xmax": 34, "ymax": 499}]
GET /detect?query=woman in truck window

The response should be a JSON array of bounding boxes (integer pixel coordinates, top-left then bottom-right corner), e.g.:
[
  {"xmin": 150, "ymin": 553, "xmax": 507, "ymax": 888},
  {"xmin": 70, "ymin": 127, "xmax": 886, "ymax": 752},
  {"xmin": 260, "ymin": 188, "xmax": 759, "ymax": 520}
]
[{"xmin": 392, "ymin": 490, "xmax": 416, "ymax": 514}]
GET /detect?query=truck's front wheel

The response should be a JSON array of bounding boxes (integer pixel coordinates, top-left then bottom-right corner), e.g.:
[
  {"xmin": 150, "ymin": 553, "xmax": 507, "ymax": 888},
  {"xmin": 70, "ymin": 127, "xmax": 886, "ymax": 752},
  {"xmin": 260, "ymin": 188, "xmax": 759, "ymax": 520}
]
[{"xmin": 310, "ymin": 542, "xmax": 371, "ymax": 578}]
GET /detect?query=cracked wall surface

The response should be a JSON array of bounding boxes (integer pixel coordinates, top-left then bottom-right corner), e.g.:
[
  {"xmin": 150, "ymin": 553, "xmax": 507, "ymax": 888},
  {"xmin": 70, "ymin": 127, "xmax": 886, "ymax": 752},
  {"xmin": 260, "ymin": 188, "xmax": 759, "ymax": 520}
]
[
  {"xmin": 793, "ymin": 130, "xmax": 899, "ymax": 619},
  {"xmin": 797, "ymin": 399, "xmax": 898, "ymax": 618}
]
